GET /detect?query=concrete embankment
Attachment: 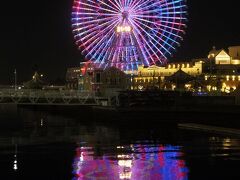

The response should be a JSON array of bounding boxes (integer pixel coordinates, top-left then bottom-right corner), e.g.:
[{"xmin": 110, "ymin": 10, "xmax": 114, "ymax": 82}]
[
  {"xmin": 179, "ymin": 123, "xmax": 240, "ymax": 137},
  {"xmin": 91, "ymin": 104, "xmax": 240, "ymax": 128},
  {"xmin": 0, "ymin": 104, "xmax": 18, "ymax": 115}
]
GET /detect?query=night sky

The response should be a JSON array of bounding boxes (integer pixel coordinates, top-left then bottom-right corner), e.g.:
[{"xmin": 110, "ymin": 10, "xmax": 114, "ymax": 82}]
[{"xmin": 0, "ymin": 0, "xmax": 240, "ymax": 84}]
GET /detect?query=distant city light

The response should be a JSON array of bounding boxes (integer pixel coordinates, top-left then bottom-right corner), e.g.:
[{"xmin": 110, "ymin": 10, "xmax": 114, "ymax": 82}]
[
  {"xmin": 40, "ymin": 118, "xmax": 44, "ymax": 127},
  {"xmin": 13, "ymin": 154, "xmax": 18, "ymax": 171}
]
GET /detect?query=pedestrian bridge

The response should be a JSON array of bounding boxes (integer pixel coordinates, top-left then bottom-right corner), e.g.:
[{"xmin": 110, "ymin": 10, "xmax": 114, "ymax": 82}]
[{"xmin": 0, "ymin": 89, "xmax": 110, "ymax": 105}]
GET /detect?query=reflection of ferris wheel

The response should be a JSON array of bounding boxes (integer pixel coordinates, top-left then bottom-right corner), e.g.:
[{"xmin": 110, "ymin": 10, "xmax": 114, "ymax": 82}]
[{"xmin": 72, "ymin": 0, "xmax": 187, "ymax": 71}]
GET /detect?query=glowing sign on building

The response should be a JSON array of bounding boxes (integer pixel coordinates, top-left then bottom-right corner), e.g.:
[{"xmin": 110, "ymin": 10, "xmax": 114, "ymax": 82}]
[{"xmin": 116, "ymin": 26, "xmax": 132, "ymax": 33}]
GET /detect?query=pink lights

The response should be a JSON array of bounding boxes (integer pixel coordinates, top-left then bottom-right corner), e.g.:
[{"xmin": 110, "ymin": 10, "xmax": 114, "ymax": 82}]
[
  {"xmin": 72, "ymin": 144, "xmax": 189, "ymax": 180},
  {"xmin": 72, "ymin": 0, "xmax": 187, "ymax": 71}
]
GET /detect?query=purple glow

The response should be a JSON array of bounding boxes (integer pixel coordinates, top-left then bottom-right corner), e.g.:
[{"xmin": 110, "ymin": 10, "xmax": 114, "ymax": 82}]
[
  {"xmin": 72, "ymin": 0, "xmax": 187, "ymax": 71},
  {"xmin": 72, "ymin": 144, "xmax": 189, "ymax": 180}
]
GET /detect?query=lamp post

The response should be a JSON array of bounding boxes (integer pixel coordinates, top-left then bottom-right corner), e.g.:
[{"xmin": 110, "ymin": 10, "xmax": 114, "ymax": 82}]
[{"xmin": 14, "ymin": 69, "xmax": 17, "ymax": 91}]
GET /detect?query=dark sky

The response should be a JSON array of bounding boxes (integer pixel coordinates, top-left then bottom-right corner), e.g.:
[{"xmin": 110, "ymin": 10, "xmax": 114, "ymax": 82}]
[{"xmin": 0, "ymin": 0, "xmax": 240, "ymax": 84}]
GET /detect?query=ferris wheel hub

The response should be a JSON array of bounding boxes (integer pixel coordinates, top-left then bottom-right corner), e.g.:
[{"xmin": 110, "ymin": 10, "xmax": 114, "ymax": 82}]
[{"xmin": 122, "ymin": 11, "xmax": 129, "ymax": 20}]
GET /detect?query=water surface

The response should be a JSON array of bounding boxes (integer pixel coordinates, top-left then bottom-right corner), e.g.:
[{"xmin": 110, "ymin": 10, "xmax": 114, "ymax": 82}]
[{"xmin": 0, "ymin": 108, "xmax": 240, "ymax": 179}]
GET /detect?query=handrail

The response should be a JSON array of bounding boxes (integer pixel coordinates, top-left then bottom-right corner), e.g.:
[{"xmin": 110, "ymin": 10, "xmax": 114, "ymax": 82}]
[{"xmin": 0, "ymin": 89, "xmax": 106, "ymax": 105}]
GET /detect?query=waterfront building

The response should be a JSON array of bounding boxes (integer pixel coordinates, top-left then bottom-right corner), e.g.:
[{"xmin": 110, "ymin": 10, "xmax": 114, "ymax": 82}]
[
  {"xmin": 101, "ymin": 67, "xmax": 129, "ymax": 95},
  {"xmin": 204, "ymin": 46, "xmax": 240, "ymax": 93},
  {"xmin": 77, "ymin": 62, "xmax": 129, "ymax": 95},
  {"xmin": 133, "ymin": 61, "xmax": 203, "ymax": 90},
  {"xmin": 66, "ymin": 67, "xmax": 81, "ymax": 89},
  {"xmin": 208, "ymin": 46, "xmax": 240, "ymax": 65},
  {"xmin": 78, "ymin": 62, "xmax": 102, "ymax": 92},
  {"xmin": 133, "ymin": 46, "xmax": 240, "ymax": 92},
  {"xmin": 69, "ymin": 46, "xmax": 240, "ymax": 94}
]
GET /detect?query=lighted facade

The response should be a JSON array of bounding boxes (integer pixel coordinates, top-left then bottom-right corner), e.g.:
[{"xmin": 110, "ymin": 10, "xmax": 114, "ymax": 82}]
[
  {"xmin": 229, "ymin": 46, "xmax": 240, "ymax": 59},
  {"xmin": 70, "ymin": 46, "xmax": 240, "ymax": 94},
  {"xmin": 133, "ymin": 61, "xmax": 203, "ymax": 90},
  {"xmin": 215, "ymin": 50, "xmax": 231, "ymax": 65},
  {"xmin": 203, "ymin": 46, "xmax": 240, "ymax": 93},
  {"xmin": 229, "ymin": 46, "xmax": 240, "ymax": 65},
  {"xmin": 208, "ymin": 46, "xmax": 240, "ymax": 65},
  {"xmin": 132, "ymin": 46, "xmax": 240, "ymax": 92}
]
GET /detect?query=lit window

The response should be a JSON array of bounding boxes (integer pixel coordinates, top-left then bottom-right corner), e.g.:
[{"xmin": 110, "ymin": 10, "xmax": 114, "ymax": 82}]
[{"xmin": 226, "ymin": 76, "xmax": 230, "ymax": 81}]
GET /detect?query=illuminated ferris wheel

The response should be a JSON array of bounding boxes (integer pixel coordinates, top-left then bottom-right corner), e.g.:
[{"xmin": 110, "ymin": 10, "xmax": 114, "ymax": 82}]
[{"xmin": 72, "ymin": 0, "xmax": 187, "ymax": 71}]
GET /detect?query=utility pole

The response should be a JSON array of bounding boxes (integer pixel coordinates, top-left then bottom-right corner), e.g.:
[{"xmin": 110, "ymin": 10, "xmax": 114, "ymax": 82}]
[{"xmin": 14, "ymin": 69, "xmax": 17, "ymax": 91}]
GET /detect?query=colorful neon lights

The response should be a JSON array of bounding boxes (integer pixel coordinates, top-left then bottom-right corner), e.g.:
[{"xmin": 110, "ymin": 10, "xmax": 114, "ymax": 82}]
[
  {"xmin": 72, "ymin": 0, "xmax": 187, "ymax": 71},
  {"xmin": 72, "ymin": 144, "xmax": 189, "ymax": 180},
  {"xmin": 116, "ymin": 25, "xmax": 132, "ymax": 33}
]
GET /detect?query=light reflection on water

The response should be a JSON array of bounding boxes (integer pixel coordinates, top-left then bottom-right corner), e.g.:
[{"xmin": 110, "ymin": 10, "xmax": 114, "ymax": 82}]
[
  {"xmin": 2, "ymin": 108, "xmax": 240, "ymax": 179},
  {"xmin": 72, "ymin": 144, "xmax": 188, "ymax": 180},
  {"xmin": 208, "ymin": 137, "xmax": 240, "ymax": 158}
]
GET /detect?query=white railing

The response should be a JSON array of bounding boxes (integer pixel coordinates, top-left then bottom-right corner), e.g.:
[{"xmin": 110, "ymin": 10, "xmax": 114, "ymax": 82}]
[{"xmin": 0, "ymin": 89, "xmax": 105, "ymax": 105}]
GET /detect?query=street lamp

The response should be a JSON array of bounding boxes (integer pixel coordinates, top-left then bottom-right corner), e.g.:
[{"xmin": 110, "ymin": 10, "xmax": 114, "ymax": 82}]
[{"xmin": 14, "ymin": 69, "xmax": 17, "ymax": 91}]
